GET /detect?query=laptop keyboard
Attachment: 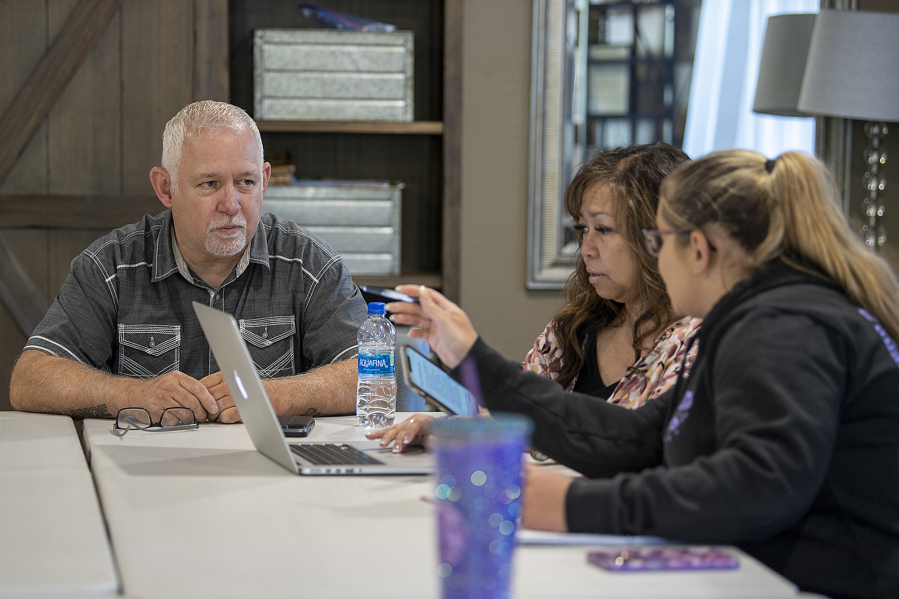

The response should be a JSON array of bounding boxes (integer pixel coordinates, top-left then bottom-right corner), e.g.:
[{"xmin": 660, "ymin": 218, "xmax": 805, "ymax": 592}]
[{"xmin": 290, "ymin": 443, "xmax": 385, "ymax": 466}]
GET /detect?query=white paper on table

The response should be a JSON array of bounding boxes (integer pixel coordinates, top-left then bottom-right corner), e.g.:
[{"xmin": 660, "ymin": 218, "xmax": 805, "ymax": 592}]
[{"xmin": 517, "ymin": 529, "xmax": 672, "ymax": 546}]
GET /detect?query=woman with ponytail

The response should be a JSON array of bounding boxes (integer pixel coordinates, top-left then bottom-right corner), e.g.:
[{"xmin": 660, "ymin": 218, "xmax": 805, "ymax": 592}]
[{"xmin": 388, "ymin": 149, "xmax": 899, "ymax": 599}]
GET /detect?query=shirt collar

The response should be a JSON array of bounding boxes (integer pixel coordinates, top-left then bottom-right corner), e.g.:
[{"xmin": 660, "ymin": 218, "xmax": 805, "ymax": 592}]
[
  {"xmin": 153, "ymin": 210, "xmax": 271, "ymax": 286},
  {"xmin": 152, "ymin": 211, "xmax": 180, "ymax": 282},
  {"xmin": 246, "ymin": 215, "xmax": 271, "ymax": 269},
  {"xmin": 171, "ymin": 231, "xmax": 253, "ymax": 283}
]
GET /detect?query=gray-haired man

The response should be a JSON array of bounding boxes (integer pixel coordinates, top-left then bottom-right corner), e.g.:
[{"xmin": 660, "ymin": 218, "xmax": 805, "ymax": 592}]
[{"xmin": 11, "ymin": 101, "xmax": 366, "ymax": 423}]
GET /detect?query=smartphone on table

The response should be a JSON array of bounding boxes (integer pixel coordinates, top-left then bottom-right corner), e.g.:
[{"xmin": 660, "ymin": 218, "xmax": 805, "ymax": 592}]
[
  {"xmin": 359, "ymin": 285, "xmax": 417, "ymax": 304},
  {"xmin": 587, "ymin": 547, "xmax": 739, "ymax": 572},
  {"xmin": 278, "ymin": 415, "xmax": 315, "ymax": 437}
]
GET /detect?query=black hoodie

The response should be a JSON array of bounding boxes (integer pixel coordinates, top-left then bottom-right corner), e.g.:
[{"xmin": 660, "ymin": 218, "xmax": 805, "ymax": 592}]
[{"xmin": 468, "ymin": 260, "xmax": 899, "ymax": 599}]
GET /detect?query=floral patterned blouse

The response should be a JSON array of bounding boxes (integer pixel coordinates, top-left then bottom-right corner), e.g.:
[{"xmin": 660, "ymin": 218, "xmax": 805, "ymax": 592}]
[{"xmin": 522, "ymin": 316, "xmax": 702, "ymax": 409}]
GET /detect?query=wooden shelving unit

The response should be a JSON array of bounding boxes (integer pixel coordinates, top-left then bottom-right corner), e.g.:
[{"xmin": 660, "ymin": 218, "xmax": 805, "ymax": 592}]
[
  {"xmin": 257, "ymin": 120, "xmax": 444, "ymax": 136},
  {"xmin": 229, "ymin": 0, "xmax": 461, "ymax": 300},
  {"xmin": 353, "ymin": 270, "xmax": 443, "ymax": 289}
]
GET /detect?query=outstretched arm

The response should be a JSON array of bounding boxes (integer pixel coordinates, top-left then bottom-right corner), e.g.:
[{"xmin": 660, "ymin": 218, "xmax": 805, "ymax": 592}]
[
  {"xmin": 10, "ymin": 350, "xmax": 220, "ymax": 422},
  {"xmin": 390, "ymin": 286, "xmax": 666, "ymax": 474}
]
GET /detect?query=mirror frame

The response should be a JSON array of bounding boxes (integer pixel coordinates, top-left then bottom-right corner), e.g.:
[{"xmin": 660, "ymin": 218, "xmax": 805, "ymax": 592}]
[{"xmin": 527, "ymin": 0, "xmax": 579, "ymax": 289}]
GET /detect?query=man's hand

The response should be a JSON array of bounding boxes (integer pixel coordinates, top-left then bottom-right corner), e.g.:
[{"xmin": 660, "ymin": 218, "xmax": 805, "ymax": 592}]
[
  {"xmin": 137, "ymin": 371, "xmax": 220, "ymax": 423},
  {"xmin": 201, "ymin": 372, "xmax": 240, "ymax": 423},
  {"xmin": 10, "ymin": 351, "xmax": 220, "ymax": 423}
]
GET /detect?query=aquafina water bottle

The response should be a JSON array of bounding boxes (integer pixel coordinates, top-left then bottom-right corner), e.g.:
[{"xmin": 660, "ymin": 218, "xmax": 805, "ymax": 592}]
[{"xmin": 356, "ymin": 302, "xmax": 396, "ymax": 427}]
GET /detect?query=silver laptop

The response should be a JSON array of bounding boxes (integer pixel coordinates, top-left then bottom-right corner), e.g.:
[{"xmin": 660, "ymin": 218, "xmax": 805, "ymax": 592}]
[{"xmin": 193, "ymin": 302, "xmax": 432, "ymax": 475}]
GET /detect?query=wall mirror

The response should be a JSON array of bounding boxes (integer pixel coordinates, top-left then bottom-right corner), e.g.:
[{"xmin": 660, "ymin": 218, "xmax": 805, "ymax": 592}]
[{"xmin": 527, "ymin": 0, "xmax": 701, "ymax": 289}]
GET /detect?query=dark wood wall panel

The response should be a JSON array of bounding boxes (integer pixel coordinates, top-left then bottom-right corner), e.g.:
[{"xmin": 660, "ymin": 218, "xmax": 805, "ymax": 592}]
[
  {"xmin": 0, "ymin": 0, "xmax": 50, "ymax": 410},
  {"xmin": 48, "ymin": 0, "xmax": 123, "ymax": 196},
  {"xmin": 0, "ymin": 0, "xmax": 229, "ymax": 411},
  {"xmin": 122, "ymin": 1, "xmax": 195, "ymax": 195},
  {"xmin": 1, "ymin": 231, "xmax": 50, "ymax": 301},
  {"xmin": 0, "ymin": 1, "xmax": 48, "ymax": 194},
  {"xmin": 0, "ymin": 229, "xmax": 48, "ymax": 411},
  {"xmin": 195, "ymin": 0, "xmax": 231, "ymax": 101},
  {"xmin": 0, "ymin": 305, "xmax": 28, "ymax": 411}
]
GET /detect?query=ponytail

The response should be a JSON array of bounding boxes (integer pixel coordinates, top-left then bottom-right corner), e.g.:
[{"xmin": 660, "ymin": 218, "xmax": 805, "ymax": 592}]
[{"xmin": 660, "ymin": 150, "xmax": 899, "ymax": 342}]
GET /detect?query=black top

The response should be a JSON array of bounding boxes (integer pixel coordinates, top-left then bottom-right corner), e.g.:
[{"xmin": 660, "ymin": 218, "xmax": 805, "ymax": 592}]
[
  {"xmin": 465, "ymin": 260, "xmax": 899, "ymax": 599},
  {"xmin": 571, "ymin": 330, "xmax": 620, "ymax": 398}
]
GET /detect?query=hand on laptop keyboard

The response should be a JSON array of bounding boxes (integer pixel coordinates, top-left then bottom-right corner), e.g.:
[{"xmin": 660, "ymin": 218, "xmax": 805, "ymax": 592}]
[{"xmin": 365, "ymin": 414, "xmax": 436, "ymax": 453}]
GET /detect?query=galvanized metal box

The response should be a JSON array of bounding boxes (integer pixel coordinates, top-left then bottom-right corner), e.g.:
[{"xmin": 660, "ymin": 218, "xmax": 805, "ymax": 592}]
[
  {"xmin": 263, "ymin": 182, "xmax": 402, "ymax": 275},
  {"xmin": 254, "ymin": 29, "xmax": 414, "ymax": 121}
]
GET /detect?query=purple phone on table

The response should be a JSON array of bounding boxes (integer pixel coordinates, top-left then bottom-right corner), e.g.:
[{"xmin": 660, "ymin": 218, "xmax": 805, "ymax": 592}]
[{"xmin": 588, "ymin": 547, "xmax": 739, "ymax": 572}]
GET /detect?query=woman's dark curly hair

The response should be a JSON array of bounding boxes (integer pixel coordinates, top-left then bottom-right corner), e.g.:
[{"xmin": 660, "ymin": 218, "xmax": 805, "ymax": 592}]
[{"xmin": 551, "ymin": 142, "xmax": 691, "ymax": 388}]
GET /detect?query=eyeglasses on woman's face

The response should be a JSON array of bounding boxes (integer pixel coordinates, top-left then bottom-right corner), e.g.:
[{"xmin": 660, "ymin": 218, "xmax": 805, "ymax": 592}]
[
  {"xmin": 642, "ymin": 228, "xmax": 689, "ymax": 257},
  {"xmin": 641, "ymin": 228, "xmax": 717, "ymax": 258}
]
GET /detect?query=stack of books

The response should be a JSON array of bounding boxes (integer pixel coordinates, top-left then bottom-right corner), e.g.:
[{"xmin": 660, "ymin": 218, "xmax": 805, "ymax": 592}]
[{"xmin": 269, "ymin": 164, "xmax": 296, "ymax": 186}]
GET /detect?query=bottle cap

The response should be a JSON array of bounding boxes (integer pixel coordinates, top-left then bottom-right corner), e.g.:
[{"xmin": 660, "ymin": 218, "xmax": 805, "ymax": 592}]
[{"xmin": 367, "ymin": 302, "xmax": 386, "ymax": 315}]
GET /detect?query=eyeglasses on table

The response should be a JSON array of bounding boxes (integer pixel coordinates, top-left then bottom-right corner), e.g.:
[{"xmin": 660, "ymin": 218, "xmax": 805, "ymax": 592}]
[{"xmin": 113, "ymin": 407, "xmax": 199, "ymax": 437}]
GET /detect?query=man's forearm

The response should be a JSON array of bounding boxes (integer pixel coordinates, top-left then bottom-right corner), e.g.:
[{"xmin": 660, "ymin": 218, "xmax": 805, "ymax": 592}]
[
  {"xmin": 9, "ymin": 350, "xmax": 131, "ymax": 417},
  {"xmin": 265, "ymin": 359, "xmax": 358, "ymax": 416}
]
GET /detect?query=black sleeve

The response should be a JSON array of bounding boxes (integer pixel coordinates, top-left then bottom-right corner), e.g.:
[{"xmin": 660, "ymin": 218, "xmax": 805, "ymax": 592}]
[
  {"xmin": 463, "ymin": 338, "xmax": 667, "ymax": 478},
  {"xmin": 564, "ymin": 310, "xmax": 844, "ymax": 542}
]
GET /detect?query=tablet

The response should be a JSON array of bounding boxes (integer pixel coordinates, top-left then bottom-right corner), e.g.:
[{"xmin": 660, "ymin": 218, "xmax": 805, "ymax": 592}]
[{"xmin": 400, "ymin": 345, "xmax": 479, "ymax": 416}]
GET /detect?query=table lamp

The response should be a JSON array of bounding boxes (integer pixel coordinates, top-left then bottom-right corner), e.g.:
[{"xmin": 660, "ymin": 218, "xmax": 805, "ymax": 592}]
[
  {"xmin": 797, "ymin": 9, "xmax": 899, "ymax": 250},
  {"xmin": 752, "ymin": 13, "xmax": 816, "ymax": 118}
]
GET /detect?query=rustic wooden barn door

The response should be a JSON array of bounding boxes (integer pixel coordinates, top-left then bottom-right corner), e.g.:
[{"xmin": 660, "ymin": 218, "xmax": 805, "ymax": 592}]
[{"xmin": 0, "ymin": 0, "xmax": 228, "ymax": 410}]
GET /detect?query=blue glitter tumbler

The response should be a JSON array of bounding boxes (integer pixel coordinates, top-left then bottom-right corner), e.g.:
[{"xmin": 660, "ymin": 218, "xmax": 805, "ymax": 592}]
[{"xmin": 431, "ymin": 414, "xmax": 533, "ymax": 599}]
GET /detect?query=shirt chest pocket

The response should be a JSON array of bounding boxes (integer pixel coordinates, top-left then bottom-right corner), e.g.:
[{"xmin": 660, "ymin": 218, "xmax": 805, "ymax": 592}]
[
  {"xmin": 239, "ymin": 316, "xmax": 296, "ymax": 379},
  {"xmin": 117, "ymin": 324, "xmax": 181, "ymax": 379}
]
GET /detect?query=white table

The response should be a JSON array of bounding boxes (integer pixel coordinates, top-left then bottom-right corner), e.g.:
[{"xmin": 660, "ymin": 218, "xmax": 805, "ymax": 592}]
[
  {"xmin": 82, "ymin": 414, "xmax": 799, "ymax": 599},
  {"xmin": 0, "ymin": 411, "xmax": 119, "ymax": 597}
]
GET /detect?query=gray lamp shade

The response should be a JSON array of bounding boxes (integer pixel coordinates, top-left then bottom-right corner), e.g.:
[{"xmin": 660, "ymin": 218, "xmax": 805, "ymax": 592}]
[
  {"xmin": 797, "ymin": 9, "xmax": 899, "ymax": 122},
  {"xmin": 753, "ymin": 13, "xmax": 816, "ymax": 117}
]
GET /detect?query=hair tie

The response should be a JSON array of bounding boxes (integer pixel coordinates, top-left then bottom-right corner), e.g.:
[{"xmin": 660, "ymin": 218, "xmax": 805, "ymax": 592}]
[{"xmin": 765, "ymin": 158, "xmax": 776, "ymax": 174}]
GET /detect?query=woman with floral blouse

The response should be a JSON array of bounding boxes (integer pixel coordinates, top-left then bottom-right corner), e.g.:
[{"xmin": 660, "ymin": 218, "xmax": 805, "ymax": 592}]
[{"xmin": 523, "ymin": 142, "xmax": 700, "ymax": 409}]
